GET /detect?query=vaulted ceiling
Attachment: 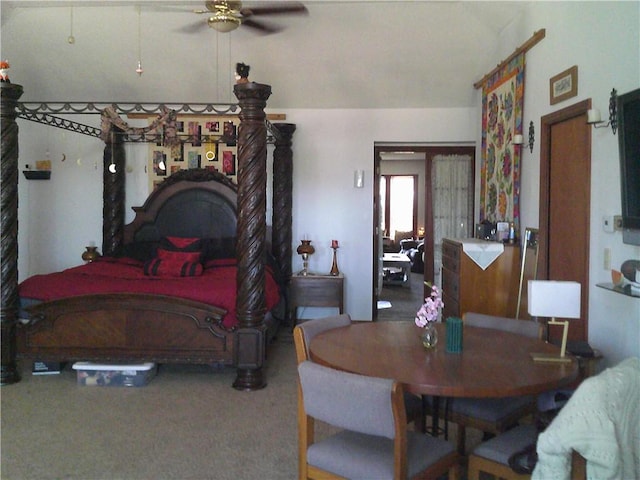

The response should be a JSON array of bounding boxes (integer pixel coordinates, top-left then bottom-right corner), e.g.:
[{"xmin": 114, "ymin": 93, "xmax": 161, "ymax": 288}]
[{"xmin": 1, "ymin": 1, "xmax": 529, "ymax": 109}]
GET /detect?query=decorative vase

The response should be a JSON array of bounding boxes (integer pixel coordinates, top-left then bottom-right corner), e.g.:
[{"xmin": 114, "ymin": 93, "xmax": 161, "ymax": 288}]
[
  {"xmin": 82, "ymin": 246, "xmax": 100, "ymax": 263},
  {"xmin": 421, "ymin": 323, "xmax": 438, "ymax": 349}
]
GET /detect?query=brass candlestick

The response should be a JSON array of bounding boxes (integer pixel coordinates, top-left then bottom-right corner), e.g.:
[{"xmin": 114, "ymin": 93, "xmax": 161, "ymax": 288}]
[
  {"xmin": 297, "ymin": 240, "xmax": 315, "ymax": 276},
  {"xmin": 329, "ymin": 240, "xmax": 340, "ymax": 276}
]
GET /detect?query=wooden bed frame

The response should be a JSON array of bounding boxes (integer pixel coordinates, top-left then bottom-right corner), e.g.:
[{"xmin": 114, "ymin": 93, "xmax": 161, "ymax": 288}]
[
  {"xmin": 17, "ymin": 168, "xmax": 278, "ymax": 368},
  {"xmin": 2, "ymin": 82, "xmax": 295, "ymax": 390}
]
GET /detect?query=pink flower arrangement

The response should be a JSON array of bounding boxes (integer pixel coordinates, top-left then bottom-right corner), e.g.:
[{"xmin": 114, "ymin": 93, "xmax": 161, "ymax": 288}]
[{"xmin": 415, "ymin": 284, "xmax": 444, "ymax": 327}]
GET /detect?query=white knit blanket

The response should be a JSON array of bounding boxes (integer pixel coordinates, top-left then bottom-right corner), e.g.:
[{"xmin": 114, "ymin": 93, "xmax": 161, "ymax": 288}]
[{"xmin": 533, "ymin": 357, "xmax": 640, "ymax": 480}]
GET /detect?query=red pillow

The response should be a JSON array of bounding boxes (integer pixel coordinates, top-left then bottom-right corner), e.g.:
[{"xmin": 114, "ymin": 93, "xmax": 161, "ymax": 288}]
[
  {"xmin": 163, "ymin": 236, "xmax": 202, "ymax": 251},
  {"xmin": 157, "ymin": 248, "xmax": 202, "ymax": 263},
  {"xmin": 144, "ymin": 258, "xmax": 203, "ymax": 277}
]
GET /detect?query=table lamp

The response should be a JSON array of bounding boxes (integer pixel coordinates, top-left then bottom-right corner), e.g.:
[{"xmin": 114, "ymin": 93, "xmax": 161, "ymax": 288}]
[
  {"xmin": 527, "ymin": 280, "xmax": 581, "ymax": 363},
  {"xmin": 297, "ymin": 239, "xmax": 315, "ymax": 276}
]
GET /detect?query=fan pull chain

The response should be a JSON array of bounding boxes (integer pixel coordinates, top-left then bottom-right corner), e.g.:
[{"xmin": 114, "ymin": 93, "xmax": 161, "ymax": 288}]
[{"xmin": 136, "ymin": 6, "xmax": 143, "ymax": 76}]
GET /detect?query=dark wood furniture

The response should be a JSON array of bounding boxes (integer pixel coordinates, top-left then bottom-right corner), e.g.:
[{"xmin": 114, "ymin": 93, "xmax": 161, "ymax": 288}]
[
  {"xmin": 441, "ymin": 238, "xmax": 520, "ymax": 320},
  {"xmin": 3, "ymin": 82, "xmax": 295, "ymax": 389},
  {"xmin": 290, "ymin": 273, "xmax": 344, "ymax": 325},
  {"xmin": 309, "ymin": 322, "xmax": 579, "ymax": 399},
  {"xmin": 0, "ymin": 82, "xmax": 23, "ymax": 385},
  {"xmin": 16, "ymin": 169, "xmax": 283, "ymax": 384}
]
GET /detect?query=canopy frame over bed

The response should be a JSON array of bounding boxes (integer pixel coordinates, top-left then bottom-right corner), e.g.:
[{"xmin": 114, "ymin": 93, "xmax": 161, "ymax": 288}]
[{"xmin": 1, "ymin": 82, "xmax": 295, "ymax": 390}]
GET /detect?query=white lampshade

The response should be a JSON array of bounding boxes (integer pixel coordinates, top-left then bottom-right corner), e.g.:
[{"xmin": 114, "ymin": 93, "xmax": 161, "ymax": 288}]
[
  {"xmin": 513, "ymin": 134, "xmax": 524, "ymax": 145},
  {"xmin": 528, "ymin": 280, "xmax": 581, "ymax": 319}
]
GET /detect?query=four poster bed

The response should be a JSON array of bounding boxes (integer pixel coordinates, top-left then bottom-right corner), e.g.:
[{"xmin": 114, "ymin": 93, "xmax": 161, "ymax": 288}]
[{"xmin": 1, "ymin": 82, "xmax": 296, "ymax": 390}]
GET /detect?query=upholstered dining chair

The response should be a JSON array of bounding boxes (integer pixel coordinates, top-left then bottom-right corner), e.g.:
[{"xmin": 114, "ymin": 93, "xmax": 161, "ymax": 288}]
[
  {"xmin": 297, "ymin": 360, "xmax": 459, "ymax": 480},
  {"xmin": 292, "ymin": 315, "xmax": 424, "ymax": 428},
  {"xmin": 467, "ymin": 423, "xmax": 587, "ymax": 480},
  {"xmin": 292, "ymin": 313, "xmax": 352, "ymax": 364},
  {"xmin": 447, "ymin": 312, "xmax": 543, "ymax": 455},
  {"xmin": 466, "ymin": 424, "xmax": 539, "ymax": 480},
  {"xmin": 466, "ymin": 360, "xmax": 640, "ymax": 480}
]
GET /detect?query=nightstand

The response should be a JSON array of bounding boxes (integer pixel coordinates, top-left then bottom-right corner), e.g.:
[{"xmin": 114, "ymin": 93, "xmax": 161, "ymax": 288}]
[{"xmin": 290, "ymin": 273, "xmax": 344, "ymax": 325}]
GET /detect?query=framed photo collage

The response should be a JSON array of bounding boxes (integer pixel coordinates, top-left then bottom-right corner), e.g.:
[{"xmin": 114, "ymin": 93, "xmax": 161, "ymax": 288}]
[{"xmin": 148, "ymin": 115, "xmax": 239, "ymax": 191}]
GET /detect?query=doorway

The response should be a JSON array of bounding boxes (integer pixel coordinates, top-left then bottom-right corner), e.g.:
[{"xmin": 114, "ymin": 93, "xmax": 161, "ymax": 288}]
[
  {"xmin": 539, "ymin": 100, "xmax": 591, "ymax": 342},
  {"xmin": 373, "ymin": 146, "xmax": 474, "ymax": 320}
]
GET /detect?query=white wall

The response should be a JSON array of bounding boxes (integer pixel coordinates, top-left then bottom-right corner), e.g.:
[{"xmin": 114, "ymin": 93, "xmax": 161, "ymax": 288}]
[
  {"xmin": 256, "ymin": 107, "xmax": 477, "ymax": 319},
  {"xmin": 494, "ymin": 1, "xmax": 640, "ymax": 367},
  {"xmin": 15, "ymin": 2, "xmax": 639, "ymax": 367}
]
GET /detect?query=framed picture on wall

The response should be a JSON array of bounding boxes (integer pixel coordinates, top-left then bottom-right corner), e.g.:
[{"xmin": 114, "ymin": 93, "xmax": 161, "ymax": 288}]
[
  {"xmin": 223, "ymin": 150, "xmax": 236, "ymax": 175},
  {"xmin": 550, "ymin": 65, "xmax": 578, "ymax": 105},
  {"xmin": 153, "ymin": 150, "xmax": 167, "ymax": 176},
  {"xmin": 188, "ymin": 151, "xmax": 201, "ymax": 169},
  {"xmin": 204, "ymin": 142, "xmax": 218, "ymax": 162}
]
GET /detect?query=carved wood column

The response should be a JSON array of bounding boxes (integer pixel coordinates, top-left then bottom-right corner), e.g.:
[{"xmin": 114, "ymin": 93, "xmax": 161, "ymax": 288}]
[
  {"xmin": 271, "ymin": 123, "xmax": 295, "ymax": 285},
  {"xmin": 102, "ymin": 128, "xmax": 126, "ymax": 256},
  {"xmin": 1, "ymin": 83, "xmax": 23, "ymax": 385},
  {"xmin": 271, "ymin": 123, "xmax": 295, "ymax": 323},
  {"xmin": 233, "ymin": 82, "xmax": 271, "ymax": 391}
]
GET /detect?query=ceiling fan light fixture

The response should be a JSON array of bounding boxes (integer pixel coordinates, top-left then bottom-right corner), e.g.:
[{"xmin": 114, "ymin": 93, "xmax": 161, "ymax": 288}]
[{"xmin": 208, "ymin": 14, "xmax": 240, "ymax": 32}]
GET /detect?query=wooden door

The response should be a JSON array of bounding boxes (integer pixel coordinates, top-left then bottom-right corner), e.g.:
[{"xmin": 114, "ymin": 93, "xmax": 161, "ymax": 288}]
[{"xmin": 539, "ymin": 100, "xmax": 591, "ymax": 342}]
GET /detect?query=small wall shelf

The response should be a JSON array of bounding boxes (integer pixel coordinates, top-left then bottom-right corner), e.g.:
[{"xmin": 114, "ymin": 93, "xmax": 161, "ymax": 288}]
[
  {"xmin": 23, "ymin": 170, "xmax": 51, "ymax": 180},
  {"xmin": 596, "ymin": 282, "xmax": 640, "ymax": 298}
]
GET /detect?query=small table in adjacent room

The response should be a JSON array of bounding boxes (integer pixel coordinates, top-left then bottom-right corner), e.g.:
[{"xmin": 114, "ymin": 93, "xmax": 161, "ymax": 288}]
[
  {"xmin": 289, "ymin": 273, "xmax": 344, "ymax": 326},
  {"xmin": 382, "ymin": 253, "xmax": 412, "ymax": 286}
]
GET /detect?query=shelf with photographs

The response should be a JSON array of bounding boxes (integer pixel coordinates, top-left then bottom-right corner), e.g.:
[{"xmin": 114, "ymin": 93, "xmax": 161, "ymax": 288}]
[{"xmin": 148, "ymin": 115, "xmax": 239, "ymax": 191}]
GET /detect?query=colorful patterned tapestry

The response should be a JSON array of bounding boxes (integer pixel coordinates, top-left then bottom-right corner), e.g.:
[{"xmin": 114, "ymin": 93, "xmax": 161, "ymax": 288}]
[{"xmin": 479, "ymin": 53, "xmax": 524, "ymax": 232}]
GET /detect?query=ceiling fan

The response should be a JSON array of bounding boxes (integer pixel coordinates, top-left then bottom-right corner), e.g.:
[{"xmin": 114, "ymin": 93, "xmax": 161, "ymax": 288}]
[{"xmin": 189, "ymin": 1, "xmax": 308, "ymax": 34}]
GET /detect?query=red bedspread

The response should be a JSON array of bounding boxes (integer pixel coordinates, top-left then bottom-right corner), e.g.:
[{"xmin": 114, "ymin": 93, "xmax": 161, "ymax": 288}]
[{"xmin": 18, "ymin": 257, "xmax": 281, "ymax": 329}]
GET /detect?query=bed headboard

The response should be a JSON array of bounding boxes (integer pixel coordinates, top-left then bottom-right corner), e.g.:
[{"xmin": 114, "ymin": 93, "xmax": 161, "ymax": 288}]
[{"xmin": 123, "ymin": 169, "xmax": 238, "ymax": 246}]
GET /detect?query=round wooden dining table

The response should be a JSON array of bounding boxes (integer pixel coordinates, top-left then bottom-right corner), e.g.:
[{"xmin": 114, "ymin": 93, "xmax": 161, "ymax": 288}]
[{"xmin": 309, "ymin": 321, "xmax": 579, "ymax": 399}]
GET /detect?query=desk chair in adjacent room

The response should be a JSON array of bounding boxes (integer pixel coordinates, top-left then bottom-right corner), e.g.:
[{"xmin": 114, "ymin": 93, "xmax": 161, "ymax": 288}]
[{"xmin": 297, "ymin": 360, "xmax": 460, "ymax": 480}]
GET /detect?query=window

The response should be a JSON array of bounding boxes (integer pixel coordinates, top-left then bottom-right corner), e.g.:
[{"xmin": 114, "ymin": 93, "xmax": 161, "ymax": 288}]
[{"xmin": 380, "ymin": 175, "xmax": 417, "ymax": 238}]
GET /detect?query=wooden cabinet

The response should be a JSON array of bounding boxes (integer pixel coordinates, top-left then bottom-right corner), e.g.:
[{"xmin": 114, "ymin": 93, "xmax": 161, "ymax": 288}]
[
  {"xmin": 290, "ymin": 274, "xmax": 344, "ymax": 325},
  {"xmin": 441, "ymin": 238, "xmax": 520, "ymax": 319}
]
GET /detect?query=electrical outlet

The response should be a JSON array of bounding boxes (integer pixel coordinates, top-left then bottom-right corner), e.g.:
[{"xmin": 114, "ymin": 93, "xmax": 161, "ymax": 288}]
[{"xmin": 614, "ymin": 215, "xmax": 623, "ymax": 231}]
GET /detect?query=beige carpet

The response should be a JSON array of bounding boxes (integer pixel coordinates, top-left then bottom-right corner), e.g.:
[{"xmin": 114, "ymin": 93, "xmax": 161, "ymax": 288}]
[
  {"xmin": 2, "ymin": 317, "xmax": 482, "ymax": 480},
  {"xmin": 1, "ymin": 335, "xmax": 300, "ymax": 480}
]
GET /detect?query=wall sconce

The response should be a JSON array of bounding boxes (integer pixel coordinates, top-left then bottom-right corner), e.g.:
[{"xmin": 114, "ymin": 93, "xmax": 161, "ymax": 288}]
[
  {"xmin": 513, "ymin": 121, "xmax": 535, "ymax": 153},
  {"xmin": 587, "ymin": 88, "xmax": 617, "ymax": 134},
  {"xmin": 354, "ymin": 169, "xmax": 365, "ymax": 188}
]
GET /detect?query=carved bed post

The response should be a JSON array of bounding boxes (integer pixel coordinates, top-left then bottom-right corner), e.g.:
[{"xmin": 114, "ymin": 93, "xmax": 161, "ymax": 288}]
[
  {"xmin": 102, "ymin": 127, "xmax": 126, "ymax": 256},
  {"xmin": 233, "ymin": 82, "xmax": 272, "ymax": 391},
  {"xmin": 1, "ymin": 83, "xmax": 23, "ymax": 385},
  {"xmin": 271, "ymin": 123, "xmax": 296, "ymax": 317}
]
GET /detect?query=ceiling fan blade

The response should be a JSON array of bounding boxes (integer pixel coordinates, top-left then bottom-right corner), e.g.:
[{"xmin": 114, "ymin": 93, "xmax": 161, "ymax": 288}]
[
  {"xmin": 240, "ymin": 2, "xmax": 308, "ymax": 17},
  {"xmin": 176, "ymin": 19, "xmax": 210, "ymax": 34},
  {"xmin": 241, "ymin": 18, "xmax": 282, "ymax": 34}
]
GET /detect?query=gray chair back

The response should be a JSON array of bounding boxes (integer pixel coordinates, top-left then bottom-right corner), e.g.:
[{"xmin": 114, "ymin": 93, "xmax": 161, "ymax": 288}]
[
  {"xmin": 298, "ymin": 360, "xmax": 397, "ymax": 439},
  {"xmin": 295, "ymin": 313, "xmax": 351, "ymax": 361},
  {"xmin": 463, "ymin": 312, "xmax": 541, "ymax": 339}
]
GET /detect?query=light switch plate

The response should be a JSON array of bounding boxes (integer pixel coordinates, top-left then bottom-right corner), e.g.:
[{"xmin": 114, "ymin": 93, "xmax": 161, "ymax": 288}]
[{"xmin": 603, "ymin": 215, "xmax": 615, "ymax": 233}]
